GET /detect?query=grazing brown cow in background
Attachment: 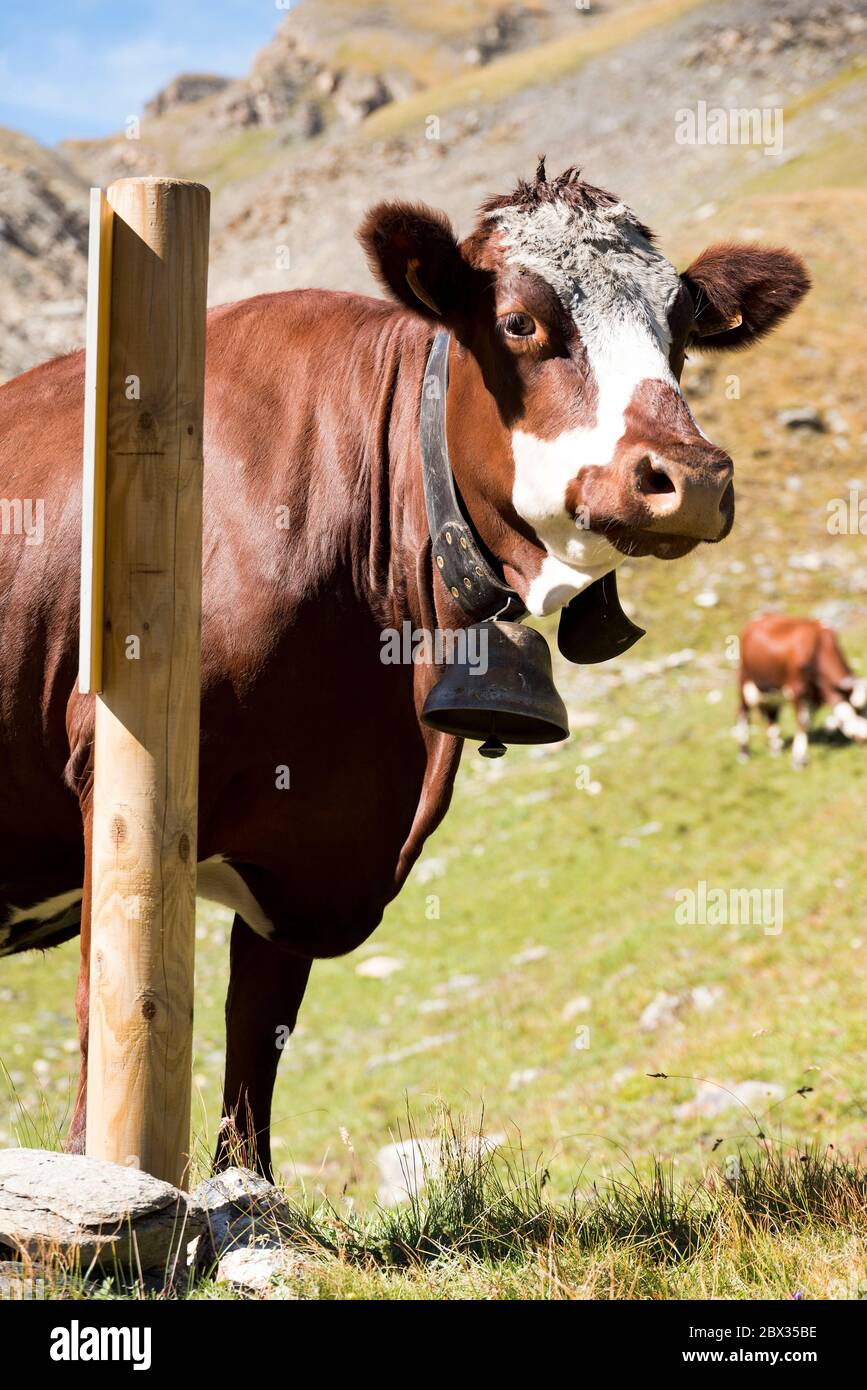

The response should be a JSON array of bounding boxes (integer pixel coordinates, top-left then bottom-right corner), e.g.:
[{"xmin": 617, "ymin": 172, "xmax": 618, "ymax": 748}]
[
  {"xmin": 737, "ymin": 615, "xmax": 867, "ymax": 767},
  {"xmin": 0, "ymin": 165, "xmax": 809, "ymax": 1176}
]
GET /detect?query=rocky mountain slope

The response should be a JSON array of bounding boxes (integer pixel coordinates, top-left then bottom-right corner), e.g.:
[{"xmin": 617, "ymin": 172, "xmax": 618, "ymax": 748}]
[
  {"xmin": 1, "ymin": 0, "xmax": 865, "ymax": 381},
  {"xmin": 0, "ymin": 129, "xmax": 89, "ymax": 381}
]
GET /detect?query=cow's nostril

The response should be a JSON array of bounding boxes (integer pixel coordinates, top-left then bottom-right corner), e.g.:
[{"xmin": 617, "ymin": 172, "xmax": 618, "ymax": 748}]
[
  {"xmin": 636, "ymin": 456, "xmax": 676, "ymax": 497},
  {"xmin": 647, "ymin": 470, "xmax": 676, "ymax": 496}
]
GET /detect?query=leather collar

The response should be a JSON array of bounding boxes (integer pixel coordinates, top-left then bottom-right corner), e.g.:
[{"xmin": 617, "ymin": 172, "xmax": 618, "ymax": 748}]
[{"xmin": 420, "ymin": 330, "xmax": 525, "ymax": 622}]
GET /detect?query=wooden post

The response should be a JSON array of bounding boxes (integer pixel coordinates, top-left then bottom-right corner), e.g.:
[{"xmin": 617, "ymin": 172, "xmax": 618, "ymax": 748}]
[{"xmin": 84, "ymin": 177, "xmax": 210, "ymax": 1187}]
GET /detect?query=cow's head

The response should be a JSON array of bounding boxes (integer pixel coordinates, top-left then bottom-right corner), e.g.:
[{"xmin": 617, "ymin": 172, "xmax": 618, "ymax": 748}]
[
  {"xmin": 359, "ymin": 163, "xmax": 809, "ymax": 617},
  {"xmin": 839, "ymin": 675, "xmax": 867, "ymax": 711}
]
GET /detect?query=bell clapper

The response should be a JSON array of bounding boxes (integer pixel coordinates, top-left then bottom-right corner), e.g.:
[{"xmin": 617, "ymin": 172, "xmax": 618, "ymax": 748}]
[{"xmin": 479, "ymin": 736, "xmax": 507, "ymax": 759}]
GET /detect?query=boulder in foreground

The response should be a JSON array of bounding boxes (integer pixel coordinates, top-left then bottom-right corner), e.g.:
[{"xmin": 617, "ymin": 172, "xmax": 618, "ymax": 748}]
[{"xmin": 0, "ymin": 1148, "xmax": 202, "ymax": 1272}]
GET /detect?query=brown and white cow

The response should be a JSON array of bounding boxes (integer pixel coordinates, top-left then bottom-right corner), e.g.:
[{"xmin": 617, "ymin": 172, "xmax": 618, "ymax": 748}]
[
  {"xmin": 737, "ymin": 614, "xmax": 867, "ymax": 767},
  {"xmin": 0, "ymin": 165, "xmax": 808, "ymax": 1174}
]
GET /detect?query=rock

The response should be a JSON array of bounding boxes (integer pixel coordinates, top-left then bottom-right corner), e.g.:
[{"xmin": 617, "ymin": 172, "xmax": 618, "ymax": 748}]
[
  {"xmin": 365, "ymin": 1031, "xmax": 458, "ymax": 1071},
  {"xmin": 640, "ymin": 985, "xmax": 723, "ymax": 1031},
  {"xmin": 778, "ymin": 407, "xmax": 826, "ymax": 431},
  {"xmin": 212, "ymin": 87, "xmax": 260, "ymax": 129},
  {"xmin": 355, "ymin": 955, "xmax": 403, "ymax": 979},
  {"xmin": 41, "ymin": 296, "xmax": 85, "ymax": 318},
  {"xmin": 215, "ymin": 1245, "xmax": 304, "ymax": 1294},
  {"xmin": 0, "ymin": 1149, "xmax": 202, "ymax": 1272},
  {"xmin": 188, "ymin": 1167, "xmax": 293, "ymax": 1256},
  {"xmin": 289, "ymin": 100, "xmax": 324, "ymax": 140},
  {"xmin": 826, "ymin": 409, "xmax": 849, "ymax": 434},
  {"xmin": 568, "ymin": 710, "xmax": 601, "ymax": 729},
  {"xmin": 415, "ymin": 856, "xmax": 447, "ymax": 884},
  {"xmin": 376, "ymin": 1133, "xmax": 502, "ymax": 1207},
  {"xmin": 508, "ymin": 1067, "xmax": 543, "ymax": 1090},
  {"xmin": 314, "ymin": 68, "xmax": 340, "ymax": 96},
  {"xmin": 335, "ymin": 73, "xmax": 391, "ymax": 126},
  {"xmin": 517, "ymin": 788, "xmax": 553, "ymax": 806},
  {"xmin": 376, "ymin": 1139, "xmax": 442, "ymax": 1206},
  {"xmin": 686, "ymin": 5, "xmax": 861, "ymax": 70},
  {"xmin": 462, "ymin": 8, "xmax": 528, "ymax": 66},
  {"xmin": 510, "ymin": 945, "xmax": 549, "ymax": 966},
  {"xmin": 639, "ymin": 990, "xmax": 683, "ymax": 1032},
  {"xmin": 418, "ymin": 997, "xmax": 449, "ymax": 1014},
  {"xmin": 0, "ymin": 133, "xmax": 89, "ymax": 380},
  {"xmin": 690, "ymin": 984, "xmax": 721, "ymax": 1013},
  {"xmin": 144, "ymin": 73, "xmax": 230, "ymax": 119},
  {"xmin": 788, "ymin": 551, "xmax": 823, "ymax": 572},
  {"xmin": 664, "ymin": 649, "xmax": 695, "ymax": 668},
  {"xmin": 610, "ymin": 1067, "xmax": 636, "ymax": 1088},
  {"xmin": 580, "ymin": 741, "xmax": 607, "ymax": 759},
  {"xmin": 619, "ymin": 820, "xmax": 662, "ymax": 849},
  {"xmin": 694, "ymin": 590, "xmax": 719, "ymax": 608},
  {"xmin": 561, "ymin": 995, "xmax": 592, "ymax": 1021},
  {"xmin": 436, "ymin": 973, "xmax": 478, "ymax": 994},
  {"xmin": 676, "ymin": 1079, "xmax": 785, "ymax": 1120}
]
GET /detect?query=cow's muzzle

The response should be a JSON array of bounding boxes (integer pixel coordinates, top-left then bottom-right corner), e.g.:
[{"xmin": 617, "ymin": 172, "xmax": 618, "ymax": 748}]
[
  {"xmin": 571, "ymin": 439, "xmax": 735, "ymax": 560},
  {"xmin": 633, "ymin": 445, "xmax": 735, "ymax": 542}
]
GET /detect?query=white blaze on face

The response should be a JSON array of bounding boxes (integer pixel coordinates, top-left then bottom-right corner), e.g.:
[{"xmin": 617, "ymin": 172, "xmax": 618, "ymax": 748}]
[{"xmin": 490, "ymin": 198, "xmax": 687, "ymax": 616}]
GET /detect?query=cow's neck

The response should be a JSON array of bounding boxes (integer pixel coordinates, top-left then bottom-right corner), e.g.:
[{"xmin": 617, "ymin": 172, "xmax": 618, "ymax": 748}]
[
  {"xmin": 355, "ymin": 314, "xmax": 493, "ymax": 637},
  {"xmin": 439, "ymin": 339, "xmax": 545, "ymax": 608}
]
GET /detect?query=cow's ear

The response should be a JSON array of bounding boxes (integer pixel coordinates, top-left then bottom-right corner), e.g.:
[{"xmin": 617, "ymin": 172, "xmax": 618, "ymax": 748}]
[
  {"xmin": 357, "ymin": 200, "xmax": 476, "ymax": 324},
  {"xmin": 681, "ymin": 243, "xmax": 810, "ymax": 352}
]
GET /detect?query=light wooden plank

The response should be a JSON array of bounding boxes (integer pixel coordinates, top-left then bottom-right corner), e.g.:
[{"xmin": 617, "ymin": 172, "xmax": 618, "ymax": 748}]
[{"xmin": 79, "ymin": 187, "xmax": 114, "ymax": 695}]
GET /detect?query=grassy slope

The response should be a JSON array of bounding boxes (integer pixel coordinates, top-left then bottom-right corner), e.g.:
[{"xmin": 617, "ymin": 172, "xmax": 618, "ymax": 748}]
[
  {"xmin": 3, "ymin": 72, "xmax": 867, "ymax": 1303},
  {"xmin": 363, "ymin": 0, "xmax": 713, "ymax": 138}
]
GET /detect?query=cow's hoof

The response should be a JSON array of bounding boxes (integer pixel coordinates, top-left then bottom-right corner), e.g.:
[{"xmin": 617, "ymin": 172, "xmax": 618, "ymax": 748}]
[
  {"xmin": 792, "ymin": 758, "xmax": 808, "ymax": 770},
  {"xmin": 737, "ymin": 751, "xmax": 750, "ymax": 765}
]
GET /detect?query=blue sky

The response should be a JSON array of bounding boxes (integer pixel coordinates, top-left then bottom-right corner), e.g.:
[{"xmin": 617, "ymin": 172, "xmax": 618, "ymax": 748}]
[{"xmin": 0, "ymin": 1, "xmax": 288, "ymax": 145}]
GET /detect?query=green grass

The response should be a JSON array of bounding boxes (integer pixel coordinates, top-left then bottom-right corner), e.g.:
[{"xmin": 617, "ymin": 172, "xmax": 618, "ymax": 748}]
[
  {"xmin": 784, "ymin": 54, "xmax": 867, "ymax": 122},
  {"xmin": 192, "ymin": 124, "xmax": 286, "ymax": 198},
  {"xmin": 11, "ymin": 1129, "xmax": 867, "ymax": 1300},
  {"xmin": 743, "ymin": 113, "xmax": 867, "ymax": 199}
]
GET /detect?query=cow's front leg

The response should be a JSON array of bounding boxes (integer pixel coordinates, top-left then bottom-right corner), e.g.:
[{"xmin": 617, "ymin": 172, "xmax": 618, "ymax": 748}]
[
  {"xmin": 735, "ymin": 696, "xmax": 751, "ymax": 762},
  {"xmin": 217, "ymin": 914, "xmax": 312, "ymax": 1179},
  {"xmin": 792, "ymin": 698, "xmax": 811, "ymax": 768},
  {"xmin": 761, "ymin": 706, "xmax": 784, "ymax": 756}
]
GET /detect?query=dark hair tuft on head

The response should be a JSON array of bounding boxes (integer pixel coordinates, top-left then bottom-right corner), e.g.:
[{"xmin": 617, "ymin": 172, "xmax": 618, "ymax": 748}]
[{"xmin": 479, "ymin": 165, "xmax": 655, "ymax": 242}]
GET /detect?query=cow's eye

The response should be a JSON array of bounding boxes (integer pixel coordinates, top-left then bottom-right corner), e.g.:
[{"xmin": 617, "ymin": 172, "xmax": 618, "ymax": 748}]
[{"xmin": 501, "ymin": 312, "xmax": 536, "ymax": 338}]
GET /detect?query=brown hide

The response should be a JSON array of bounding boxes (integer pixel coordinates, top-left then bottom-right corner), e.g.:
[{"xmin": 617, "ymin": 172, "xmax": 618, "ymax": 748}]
[
  {"xmin": 739, "ymin": 615, "xmax": 855, "ymax": 710},
  {"xmin": 1, "ymin": 290, "xmax": 461, "ymax": 960}
]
